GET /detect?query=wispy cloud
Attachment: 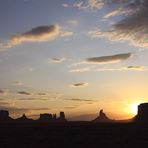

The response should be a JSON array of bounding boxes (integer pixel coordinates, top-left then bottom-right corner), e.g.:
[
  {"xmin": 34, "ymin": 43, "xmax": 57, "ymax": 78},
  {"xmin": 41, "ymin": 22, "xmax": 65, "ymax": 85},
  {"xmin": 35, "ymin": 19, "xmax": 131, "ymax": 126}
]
[
  {"xmin": 67, "ymin": 20, "xmax": 79, "ymax": 27},
  {"xmin": 50, "ymin": 58, "xmax": 66, "ymax": 63},
  {"xmin": 67, "ymin": 0, "xmax": 148, "ymax": 48},
  {"xmin": 65, "ymin": 98, "xmax": 92, "ymax": 102},
  {"xmin": 17, "ymin": 91, "xmax": 31, "ymax": 95},
  {"xmin": 60, "ymin": 31, "xmax": 74, "ymax": 37},
  {"xmin": 63, "ymin": 106, "xmax": 78, "ymax": 109},
  {"xmin": 18, "ymin": 97, "xmax": 50, "ymax": 101},
  {"xmin": 62, "ymin": 3, "xmax": 69, "ymax": 8},
  {"xmin": 14, "ymin": 81, "xmax": 23, "ymax": 86},
  {"xmin": 70, "ymin": 82, "xmax": 88, "ymax": 88},
  {"xmin": 0, "ymin": 89, "xmax": 9, "ymax": 95},
  {"xmin": 95, "ymin": 66, "xmax": 148, "ymax": 72},
  {"xmin": 89, "ymin": 0, "xmax": 148, "ymax": 48},
  {"xmin": 63, "ymin": 0, "xmax": 105, "ymax": 10},
  {"xmin": 69, "ymin": 66, "xmax": 95, "ymax": 72},
  {"xmin": 69, "ymin": 65, "xmax": 148, "ymax": 73}
]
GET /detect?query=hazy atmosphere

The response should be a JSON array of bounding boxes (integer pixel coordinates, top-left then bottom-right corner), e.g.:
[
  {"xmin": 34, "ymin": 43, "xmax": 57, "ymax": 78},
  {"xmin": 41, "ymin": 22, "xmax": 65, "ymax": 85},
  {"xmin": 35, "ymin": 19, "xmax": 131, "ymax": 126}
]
[{"xmin": 0, "ymin": 0, "xmax": 148, "ymax": 120}]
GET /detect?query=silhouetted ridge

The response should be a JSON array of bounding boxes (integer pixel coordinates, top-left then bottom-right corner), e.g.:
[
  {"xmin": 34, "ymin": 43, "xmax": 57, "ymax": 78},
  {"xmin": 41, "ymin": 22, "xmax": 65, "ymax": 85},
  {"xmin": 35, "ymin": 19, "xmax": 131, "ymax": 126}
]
[
  {"xmin": 92, "ymin": 109, "xmax": 114, "ymax": 122},
  {"xmin": 0, "ymin": 110, "xmax": 67, "ymax": 123},
  {"xmin": 15, "ymin": 114, "xmax": 34, "ymax": 122}
]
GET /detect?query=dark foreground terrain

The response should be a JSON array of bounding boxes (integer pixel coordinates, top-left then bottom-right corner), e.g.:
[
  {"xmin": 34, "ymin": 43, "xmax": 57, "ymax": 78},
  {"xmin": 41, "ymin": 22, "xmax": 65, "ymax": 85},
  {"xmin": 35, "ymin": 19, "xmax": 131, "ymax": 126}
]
[{"xmin": 0, "ymin": 122, "xmax": 148, "ymax": 148}]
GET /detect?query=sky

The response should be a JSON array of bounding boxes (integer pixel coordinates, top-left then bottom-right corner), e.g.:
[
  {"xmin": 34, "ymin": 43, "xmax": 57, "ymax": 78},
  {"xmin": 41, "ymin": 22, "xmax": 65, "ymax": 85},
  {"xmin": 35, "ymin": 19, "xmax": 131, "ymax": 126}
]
[{"xmin": 0, "ymin": 0, "xmax": 148, "ymax": 120}]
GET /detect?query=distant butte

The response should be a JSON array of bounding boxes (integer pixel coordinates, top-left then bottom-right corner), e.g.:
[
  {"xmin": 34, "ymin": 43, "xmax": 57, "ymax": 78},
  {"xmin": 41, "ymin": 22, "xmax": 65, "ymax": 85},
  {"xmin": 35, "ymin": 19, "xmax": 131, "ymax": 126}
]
[{"xmin": 1, "ymin": 103, "xmax": 148, "ymax": 123}]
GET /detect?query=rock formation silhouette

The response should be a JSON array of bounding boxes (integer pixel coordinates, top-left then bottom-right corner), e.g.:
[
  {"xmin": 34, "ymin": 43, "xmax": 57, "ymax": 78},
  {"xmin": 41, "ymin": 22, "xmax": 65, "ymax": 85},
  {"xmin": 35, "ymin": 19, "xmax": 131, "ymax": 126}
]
[
  {"xmin": 15, "ymin": 114, "xmax": 34, "ymax": 122},
  {"xmin": 0, "ymin": 110, "xmax": 12, "ymax": 122},
  {"xmin": 58, "ymin": 111, "xmax": 66, "ymax": 122},
  {"xmin": 92, "ymin": 109, "xmax": 114, "ymax": 122},
  {"xmin": 38, "ymin": 113, "xmax": 53, "ymax": 122},
  {"xmin": 1, "ymin": 103, "xmax": 148, "ymax": 123},
  {"xmin": 0, "ymin": 110, "xmax": 67, "ymax": 123},
  {"xmin": 134, "ymin": 103, "xmax": 148, "ymax": 122}
]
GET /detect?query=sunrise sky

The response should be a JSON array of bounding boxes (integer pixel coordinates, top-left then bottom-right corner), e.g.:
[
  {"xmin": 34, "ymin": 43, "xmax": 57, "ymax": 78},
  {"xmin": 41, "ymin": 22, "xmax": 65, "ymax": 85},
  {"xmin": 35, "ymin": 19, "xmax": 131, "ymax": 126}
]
[{"xmin": 0, "ymin": 0, "xmax": 148, "ymax": 120}]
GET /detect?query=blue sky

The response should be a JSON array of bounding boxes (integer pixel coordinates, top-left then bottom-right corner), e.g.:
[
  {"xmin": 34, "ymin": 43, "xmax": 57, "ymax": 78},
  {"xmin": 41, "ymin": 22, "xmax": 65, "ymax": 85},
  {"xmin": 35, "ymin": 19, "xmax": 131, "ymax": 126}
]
[{"xmin": 0, "ymin": 0, "xmax": 148, "ymax": 120}]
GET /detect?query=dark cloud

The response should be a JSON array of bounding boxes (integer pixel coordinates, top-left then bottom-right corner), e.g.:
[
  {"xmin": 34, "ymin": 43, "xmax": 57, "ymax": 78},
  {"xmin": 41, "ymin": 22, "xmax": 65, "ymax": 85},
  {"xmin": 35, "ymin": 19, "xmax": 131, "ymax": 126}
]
[
  {"xmin": 11, "ymin": 25, "xmax": 60, "ymax": 42},
  {"xmin": 18, "ymin": 98, "xmax": 49, "ymax": 101},
  {"xmin": 0, "ymin": 24, "xmax": 60, "ymax": 50},
  {"xmin": 88, "ymin": 0, "xmax": 148, "ymax": 48},
  {"xmin": 18, "ymin": 91, "xmax": 31, "ymax": 95},
  {"xmin": 0, "ymin": 89, "xmax": 4, "ymax": 94},
  {"xmin": 37, "ymin": 93, "xmax": 47, "ymax": 96},
  {"xmin": 0, "ymin": 89, "xmax": 8, "ymax": 95},
  {"xmin": 71, "ymin": 82, "xmax": 88, "ymax": 87},
  {"xmin": 86, "ymin": 53, "xmax": 133, "ymax": 64},
  {"xmin": 127, "ymin": 66, "xmax": 146, "ymax": 70},
  {"xmin": 65, "ymin": 98, "xmax": 92, "ymax": 102}
]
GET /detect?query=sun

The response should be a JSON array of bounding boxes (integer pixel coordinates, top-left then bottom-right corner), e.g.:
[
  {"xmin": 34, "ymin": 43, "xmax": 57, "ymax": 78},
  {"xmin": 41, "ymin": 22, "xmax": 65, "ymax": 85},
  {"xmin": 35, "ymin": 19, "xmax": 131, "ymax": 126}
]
[{"xmin": 130, "ymin": 103, "xmax": 139, "ymax": 115}]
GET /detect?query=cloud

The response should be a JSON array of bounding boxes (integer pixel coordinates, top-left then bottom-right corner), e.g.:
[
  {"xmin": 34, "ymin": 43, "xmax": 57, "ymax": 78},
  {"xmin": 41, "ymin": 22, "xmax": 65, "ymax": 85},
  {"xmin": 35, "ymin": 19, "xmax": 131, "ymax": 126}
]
[
  {"xmin": 18, "ymin": 98, "xmax": 49, "ymax": 101},
  {"xmin": 37, "ymin": 92, "xmax": 47, "ymax": 96},
  {"xmin": 69, "ymin": 53, "xmax": 133, "ymax": 69},
  {"xmin": 88, "ymin": 0, "xmax": 148, "ymax": 48},
  {"xmin": 63, "ymin": 106, "xmax": 78, "ymax": 109},
  {"xmin": 17, "ymin": 91, "xmax": 31, "ymax": 95},
  {"xmin": 62, "ymin": 3, "xmax": 69, "ymax": 8},
  {"xmin": 69, "ymin": 66, "xmax": 95, "ymax": 72},
  {"xmin": 67, "ymin": 0, "xmax": 147, "ymax": 48},
  {"xmin": 90, "ymin": 65, "xmax": 145, "ymax": 72},
  {"xmin": 126, "ymin": 66, "xmax": 147, "ymax": 71},
  {"xmin": 65, "ymin": 98, "xmax": 92, "ymax": 102},
  {"xmin": 67, "ymin": 20, "xmax": 79, "ymax": 27},
  {"xmin": 60, "ymin": 31, "xmax": 74, "ymax": 37},
  {"xmin": 0, "ymin": 101, "xmax": 11, "ymax": 106},
  {"xmin": 30, "ymin": 108, "xmax": 50, "ymax": 111},
  {"xmin": 15, "ymin": 81, "xmax": 23, "ymax": 86},
  {"xmin": 50, "ymin": 58, "xmax": 66, "ymax": 63},
  {"xmin": 73, "ymin": 0, "xmax": 105, "ymax": 10},
  {"xmin": 69, "ymin": 65, "xmax": 147, "ymax": 73},
  {"xmin": 86, "ymin": 53, "xmax": 133, "ymax": 64},
  {"xmin": 95, "ymin": 66, "xmax": 148, "ymax": 72},
  {"xmin": 103, "ymin": 9, "xmax": 121, "ymax": 19},
  {"xmin": 70, "ymin": 82, "xmax": 88, "ymax": 87},
  {"xmin": 0, "ymin": 89, "xmax": 4, "ymax": 94},
  {"xmin": 0, "ymin": 24, "xmax": 60, "ymax": 50},
  {"xmin": 0, "ymin": 89, "xmax": 9, "ymax": 95}
]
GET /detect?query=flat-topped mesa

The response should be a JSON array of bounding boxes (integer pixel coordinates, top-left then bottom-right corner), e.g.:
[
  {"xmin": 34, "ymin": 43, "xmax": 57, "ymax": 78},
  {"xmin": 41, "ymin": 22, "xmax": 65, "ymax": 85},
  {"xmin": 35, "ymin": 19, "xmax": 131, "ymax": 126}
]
[
  {"xmin": 135, "ymin": 103, "xmax": 148, "ymax": 122},
  {"xmin": 38, "ymin": 113, "xmax": 53, "ymax": 122},
  {"xmin": 38, "ymin": 112, "xmax": 67, "ymax": 122}
]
